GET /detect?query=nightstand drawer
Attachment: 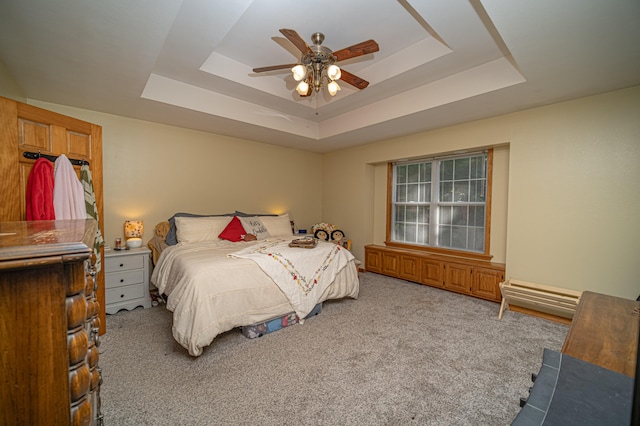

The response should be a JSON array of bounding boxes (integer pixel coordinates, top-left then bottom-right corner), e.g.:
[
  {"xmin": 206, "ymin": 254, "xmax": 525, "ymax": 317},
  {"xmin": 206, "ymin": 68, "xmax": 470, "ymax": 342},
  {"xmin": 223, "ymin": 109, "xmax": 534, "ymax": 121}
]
[
  {"xmin": 105, "ymin": 255, "xmax": 144, "ymax": 273},
  {"xmin": 104, "ymin": 247, "xmax": 152, "ymax": 314},
  {"xmin": 106, "ymin": 283, "xmax": 146, "ymax": 305},
  {"xmin": 105, "ymin": 270, "xmax": 144, "ymax": 289}
]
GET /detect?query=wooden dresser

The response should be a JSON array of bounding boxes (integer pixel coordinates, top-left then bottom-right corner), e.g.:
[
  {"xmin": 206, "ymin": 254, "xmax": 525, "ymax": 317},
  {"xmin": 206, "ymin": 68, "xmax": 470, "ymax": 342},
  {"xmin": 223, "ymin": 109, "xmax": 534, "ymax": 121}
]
[
  {"xmin": 562, "ymin": 291, "xmax": 640, "ymax": 377},
  {"xmin": 0, "ymin": 220, "xmax": 103, "ymax": 425},
  {"xmin": 513, "ymin": 291, "xmax": 639, "ymax": 424}
]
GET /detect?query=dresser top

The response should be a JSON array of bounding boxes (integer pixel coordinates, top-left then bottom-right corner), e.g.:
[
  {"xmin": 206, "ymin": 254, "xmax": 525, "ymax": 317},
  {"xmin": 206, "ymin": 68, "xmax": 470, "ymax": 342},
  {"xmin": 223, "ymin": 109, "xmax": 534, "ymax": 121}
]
[
  {"xmin": 562, "ymin": 291, "xmax": 640, "ymax": 377},
  {"xmin": 0, "ymin": 219, "xmax": 97, "ymax": 263}
]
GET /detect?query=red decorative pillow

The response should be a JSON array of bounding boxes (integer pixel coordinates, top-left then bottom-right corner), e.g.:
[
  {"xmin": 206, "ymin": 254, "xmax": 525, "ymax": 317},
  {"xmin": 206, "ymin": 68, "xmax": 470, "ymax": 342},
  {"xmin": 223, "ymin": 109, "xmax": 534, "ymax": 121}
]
[{"xmin": 218, "ymin": 216, "xmax": 246, "ymax": 242}]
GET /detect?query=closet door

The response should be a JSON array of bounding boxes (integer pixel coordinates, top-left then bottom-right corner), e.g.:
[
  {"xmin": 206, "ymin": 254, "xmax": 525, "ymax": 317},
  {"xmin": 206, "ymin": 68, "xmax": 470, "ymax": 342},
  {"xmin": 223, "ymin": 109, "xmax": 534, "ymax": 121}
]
[{"xmin": 0, "ymin": 96, "xmax": 106, "ymax": 335}]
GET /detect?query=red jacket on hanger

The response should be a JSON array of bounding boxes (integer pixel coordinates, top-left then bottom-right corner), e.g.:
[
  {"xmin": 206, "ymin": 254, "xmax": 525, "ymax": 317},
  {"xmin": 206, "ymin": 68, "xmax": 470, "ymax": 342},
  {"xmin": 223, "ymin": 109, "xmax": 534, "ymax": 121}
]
[{"xmin": 26, "ymin": 158, "xmax": 55, "ymax": 220}]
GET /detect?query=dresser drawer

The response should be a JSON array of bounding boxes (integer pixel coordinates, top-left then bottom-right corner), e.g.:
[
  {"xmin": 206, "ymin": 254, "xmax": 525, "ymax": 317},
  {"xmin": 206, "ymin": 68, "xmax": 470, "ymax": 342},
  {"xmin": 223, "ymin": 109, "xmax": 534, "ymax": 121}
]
[
  {"xmin": 105, "ymin": 254, "xmax": 144, "ymax": 272},
  {"xmin": 106, "ymin": 269, "xmax": 144, "ymax": 289},
  {"xmin": 106, "ymin": 283, "xmax": 146, "ymax": 305}
]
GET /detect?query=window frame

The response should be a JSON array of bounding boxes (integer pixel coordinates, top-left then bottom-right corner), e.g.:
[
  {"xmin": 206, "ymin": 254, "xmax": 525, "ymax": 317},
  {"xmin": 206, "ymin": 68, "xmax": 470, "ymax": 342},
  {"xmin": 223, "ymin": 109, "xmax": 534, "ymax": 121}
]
[{"xmin": 385, "ymin": 149, "xmax": 494, "ymax": 261}]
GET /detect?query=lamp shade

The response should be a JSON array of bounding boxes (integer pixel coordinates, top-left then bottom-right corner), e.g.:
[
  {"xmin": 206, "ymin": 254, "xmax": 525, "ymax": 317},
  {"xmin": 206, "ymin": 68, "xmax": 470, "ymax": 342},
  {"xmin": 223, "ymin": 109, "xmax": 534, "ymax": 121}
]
[{"xmin": 124, "ymin": 220, "xmax": 144, "ymax": 248}]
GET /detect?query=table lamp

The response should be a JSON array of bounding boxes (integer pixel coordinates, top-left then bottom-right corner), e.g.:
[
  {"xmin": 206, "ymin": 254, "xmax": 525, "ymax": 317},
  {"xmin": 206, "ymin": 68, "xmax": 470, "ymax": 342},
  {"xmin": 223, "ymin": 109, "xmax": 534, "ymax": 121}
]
[{"xmin": 124, "ymin": 220, "xmax": 143, "ymax": 248}]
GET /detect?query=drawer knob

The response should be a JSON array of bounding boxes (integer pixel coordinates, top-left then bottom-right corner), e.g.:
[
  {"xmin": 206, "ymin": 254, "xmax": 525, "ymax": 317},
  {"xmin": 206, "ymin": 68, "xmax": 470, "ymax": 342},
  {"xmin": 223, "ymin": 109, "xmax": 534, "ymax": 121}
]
[
  {"xmin": 120, "ymin": 279, "xmax": 124, "ymax": 283},
  {"xmin": 119, "ymin": 263, "xmax": 124, "ymax": 267},
  {"xmin": 120, "ymin": 294, "xmax": 124, "ymax": 298},
  {"xmin": 91, "ymin": 327, "xmax": 100, "ymax": 347}
]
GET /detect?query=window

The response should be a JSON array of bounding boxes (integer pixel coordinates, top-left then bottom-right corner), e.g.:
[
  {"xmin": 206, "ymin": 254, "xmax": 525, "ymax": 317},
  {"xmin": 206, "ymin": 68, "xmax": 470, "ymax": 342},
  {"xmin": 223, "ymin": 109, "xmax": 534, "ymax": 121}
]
[{"xmin": 389, "ymin": 150, "xmax": 492, "ymax": 258}]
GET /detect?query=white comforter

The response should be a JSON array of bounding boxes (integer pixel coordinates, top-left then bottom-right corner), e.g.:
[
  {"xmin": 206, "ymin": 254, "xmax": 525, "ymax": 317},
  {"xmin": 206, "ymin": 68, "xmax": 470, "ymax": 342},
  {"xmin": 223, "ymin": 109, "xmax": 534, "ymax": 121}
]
[
  {"xmin": 151, "ymin": 237, "xmax": 359, "ymax": 356},
  {"xmin": 229, "ymin": 238, "xmax": 354, "ymax": 319}
]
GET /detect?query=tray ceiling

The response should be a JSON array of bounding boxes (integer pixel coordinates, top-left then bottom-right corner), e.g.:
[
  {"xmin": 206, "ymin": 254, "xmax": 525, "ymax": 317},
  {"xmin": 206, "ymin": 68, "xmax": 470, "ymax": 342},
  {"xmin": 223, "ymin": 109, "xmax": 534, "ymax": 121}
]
[{"xmin": 0, "ymin": 0, "xmax": 638, "ymax": 153}]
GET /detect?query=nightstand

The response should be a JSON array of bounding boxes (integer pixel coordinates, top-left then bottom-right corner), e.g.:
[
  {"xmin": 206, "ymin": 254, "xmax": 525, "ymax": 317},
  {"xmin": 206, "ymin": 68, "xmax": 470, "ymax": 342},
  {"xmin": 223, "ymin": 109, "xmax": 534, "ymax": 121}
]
[{"xmin": 104, "ymin": 246, "xmax": 152, "ymax": 314}]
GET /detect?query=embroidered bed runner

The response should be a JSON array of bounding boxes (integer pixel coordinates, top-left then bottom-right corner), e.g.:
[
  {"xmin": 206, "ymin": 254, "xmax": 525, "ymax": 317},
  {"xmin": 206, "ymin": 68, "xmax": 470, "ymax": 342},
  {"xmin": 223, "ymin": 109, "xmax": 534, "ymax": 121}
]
[{"xmin": 229, "ymin": 238, "xmax": 354, "ymax": 318}]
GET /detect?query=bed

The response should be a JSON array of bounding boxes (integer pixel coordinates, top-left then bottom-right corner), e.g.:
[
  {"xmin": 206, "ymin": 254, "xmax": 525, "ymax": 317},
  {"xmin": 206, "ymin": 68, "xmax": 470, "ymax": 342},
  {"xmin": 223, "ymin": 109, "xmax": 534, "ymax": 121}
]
[{"xmin": 149, "ymin": 212, "xmax": 360, "ymax": 356}]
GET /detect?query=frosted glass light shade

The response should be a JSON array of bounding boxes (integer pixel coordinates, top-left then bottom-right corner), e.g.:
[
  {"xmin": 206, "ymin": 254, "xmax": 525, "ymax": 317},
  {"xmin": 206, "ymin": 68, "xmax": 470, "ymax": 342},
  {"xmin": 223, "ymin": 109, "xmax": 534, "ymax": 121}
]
[
  {"xmin": 291, "ymin": 65, "xmax": 307, "ymax": 81},
  {"xmin": 327, "ymin": 80, "xmax": 341, "ymax": 96},
  {"xmin": 327, "ymin": 64, "xmax": 341, "ymax": 81},
  {"xmin": 296, "ymin": 80, "xmax": 309, "ymax": 95}
]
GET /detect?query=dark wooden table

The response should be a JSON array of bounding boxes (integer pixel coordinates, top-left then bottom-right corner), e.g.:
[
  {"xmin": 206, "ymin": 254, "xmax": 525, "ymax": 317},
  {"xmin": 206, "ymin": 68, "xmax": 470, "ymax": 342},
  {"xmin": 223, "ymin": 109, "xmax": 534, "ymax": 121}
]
[{"xmin": 561, "ymin": 291, "xmax": 640, "ymax": 377}]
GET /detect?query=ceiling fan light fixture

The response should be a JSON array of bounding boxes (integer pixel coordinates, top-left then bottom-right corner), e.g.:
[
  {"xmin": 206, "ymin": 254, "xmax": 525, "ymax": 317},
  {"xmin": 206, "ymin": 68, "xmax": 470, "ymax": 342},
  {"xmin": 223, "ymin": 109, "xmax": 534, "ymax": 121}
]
[
  {"xmin": 291, "ymin": 64, "xmax": 307, "ymax": 81},
  {"xmin": 327, "ymin": 64, "xmax": 341, "ymax": 81},
  {"xmin": 255, "ymin": 29, "xmax": 378, "ymax": 98},
  {"xmin": 327, "ymin": 80, "xmax": 341, "ymax": 96},
  {"xmin": 296, "ymin": 80, "xmax": 309, "ymax": 95}
]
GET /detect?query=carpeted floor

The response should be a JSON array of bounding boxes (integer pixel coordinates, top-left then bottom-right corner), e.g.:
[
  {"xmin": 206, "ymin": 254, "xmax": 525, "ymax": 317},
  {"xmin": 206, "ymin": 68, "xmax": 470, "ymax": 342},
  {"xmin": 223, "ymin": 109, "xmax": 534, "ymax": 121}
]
[{"xmin": 99, "ymin": 272, "xmax": 568, "ymax": 425}]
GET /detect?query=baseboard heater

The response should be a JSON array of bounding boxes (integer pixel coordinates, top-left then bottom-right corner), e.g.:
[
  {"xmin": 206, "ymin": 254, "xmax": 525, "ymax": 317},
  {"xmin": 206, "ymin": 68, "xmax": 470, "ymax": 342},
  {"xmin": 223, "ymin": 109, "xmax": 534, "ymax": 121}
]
[{"xmin": 499, "ymin": 279, "xmax": 582, "ymax": 324}]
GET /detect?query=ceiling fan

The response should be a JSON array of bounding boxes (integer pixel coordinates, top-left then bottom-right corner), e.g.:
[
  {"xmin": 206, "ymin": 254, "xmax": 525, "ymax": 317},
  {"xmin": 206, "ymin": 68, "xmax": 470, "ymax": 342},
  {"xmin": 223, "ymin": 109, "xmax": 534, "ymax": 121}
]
[{"xmin": 253, "ymin": 29, "xmax": 379, "ymax": 97}]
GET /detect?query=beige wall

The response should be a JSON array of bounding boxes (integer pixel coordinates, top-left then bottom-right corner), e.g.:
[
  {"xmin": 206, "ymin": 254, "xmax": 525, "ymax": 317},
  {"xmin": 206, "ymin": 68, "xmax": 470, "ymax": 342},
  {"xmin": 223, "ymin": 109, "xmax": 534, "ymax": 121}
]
[
  {"xmin": 6, "ymin": 56, "xmax": 638, "ymax": 299},
  {"xmin": 505, "ymin": 88, "xmax": 639, "ymax": 300},
  {"xmin": 0, "ymin": 59, "xmax": 25, "ymax": 101},
  {"xmin": 324, "ymin": 86, "xmax": 640, "ymax": 300},
  {"xmin": 28, "ymin": 101, "xmax": 325, "ymax": 248}
]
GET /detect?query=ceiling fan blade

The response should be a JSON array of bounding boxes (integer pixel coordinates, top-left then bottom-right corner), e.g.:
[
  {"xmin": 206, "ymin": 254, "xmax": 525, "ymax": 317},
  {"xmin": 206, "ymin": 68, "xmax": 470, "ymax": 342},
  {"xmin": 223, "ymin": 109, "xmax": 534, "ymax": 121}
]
[
  {"xmin": 339, "ymin": 69, "xmax": 370, "ymax": 90},
  {"xmin": 253, "ymin": 63, "xmax": 298, "ymax": 73},
  {"xmin": 279, "ymin": 28, "xmax": 312, "ymax": 55},
  {"xmin": 333, "ymin": 39, "xmax": 379, "ymax": 62}
]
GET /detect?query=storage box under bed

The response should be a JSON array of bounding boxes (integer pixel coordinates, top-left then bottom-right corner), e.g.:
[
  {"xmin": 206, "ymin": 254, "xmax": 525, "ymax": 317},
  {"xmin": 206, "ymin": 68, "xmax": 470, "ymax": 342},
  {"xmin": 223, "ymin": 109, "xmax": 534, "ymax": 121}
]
[{"xmin": 241, "ymin": 303, "xmax": 322, "ymax": 339}]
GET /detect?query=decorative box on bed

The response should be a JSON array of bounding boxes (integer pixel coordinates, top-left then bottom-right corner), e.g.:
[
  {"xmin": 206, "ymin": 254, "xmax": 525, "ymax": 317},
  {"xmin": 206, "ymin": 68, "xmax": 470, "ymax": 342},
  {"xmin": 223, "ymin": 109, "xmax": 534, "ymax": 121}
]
[{"xmin": 150, "ymin": 212, "xmax": 360, "ymax": 356}]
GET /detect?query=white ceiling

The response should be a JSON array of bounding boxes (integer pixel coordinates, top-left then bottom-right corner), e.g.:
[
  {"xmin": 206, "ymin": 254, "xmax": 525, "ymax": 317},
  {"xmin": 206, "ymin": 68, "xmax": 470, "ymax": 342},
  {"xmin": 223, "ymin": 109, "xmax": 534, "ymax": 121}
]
[{"xmin": 1, "ymin": 0, "xmax": 639, "ymax": 153}]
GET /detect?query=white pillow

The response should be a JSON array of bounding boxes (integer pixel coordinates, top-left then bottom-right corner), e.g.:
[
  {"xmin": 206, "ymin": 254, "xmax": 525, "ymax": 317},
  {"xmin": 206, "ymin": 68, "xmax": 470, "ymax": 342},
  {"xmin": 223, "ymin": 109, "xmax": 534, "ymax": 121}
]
[
  {"xmin": 238, "ymin": 216, "xmax": 271, "ymax": 240},
  {"xmin": 175, "ymin": 216, "xmax": 233, "ymax": 244},
  {"xmin": 260, "ymin": 214, "xmax": 293, "ymax": 238}
]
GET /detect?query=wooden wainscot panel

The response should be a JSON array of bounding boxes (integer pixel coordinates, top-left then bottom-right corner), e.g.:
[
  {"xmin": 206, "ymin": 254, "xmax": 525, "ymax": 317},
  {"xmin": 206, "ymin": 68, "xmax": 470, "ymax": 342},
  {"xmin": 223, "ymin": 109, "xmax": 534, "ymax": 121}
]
[
  {"xmin": 67, "ymin": 130, "xmax": 92, "ymax": 160},
  {"xmin": 399, "ymin": 254, "xmax": 420, "ymax": 281},
  {"xmin": 381, "ymin": 251, "xmax": 400, "ymax": 276},
  {"xmin": 444, "ymin": 262, "xmax": 473, "ymax": 294},
  {"xmin": 473, "ymin": 267, "xmax": 505, "ymax": 302},
  {"xmin": 419, "ymin": 257, "xmax": 445, "ymax": 288},
  {"xmin": 365, "ymin": 246, "xmax": 382, "ymax": 273},
  {"xmin": 365, "ymin": 244, "xmax": 505, "ymax": 303},
  {"xmin": 18, "ymin": 118, "xmax": 51, "ymax": 152}
]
